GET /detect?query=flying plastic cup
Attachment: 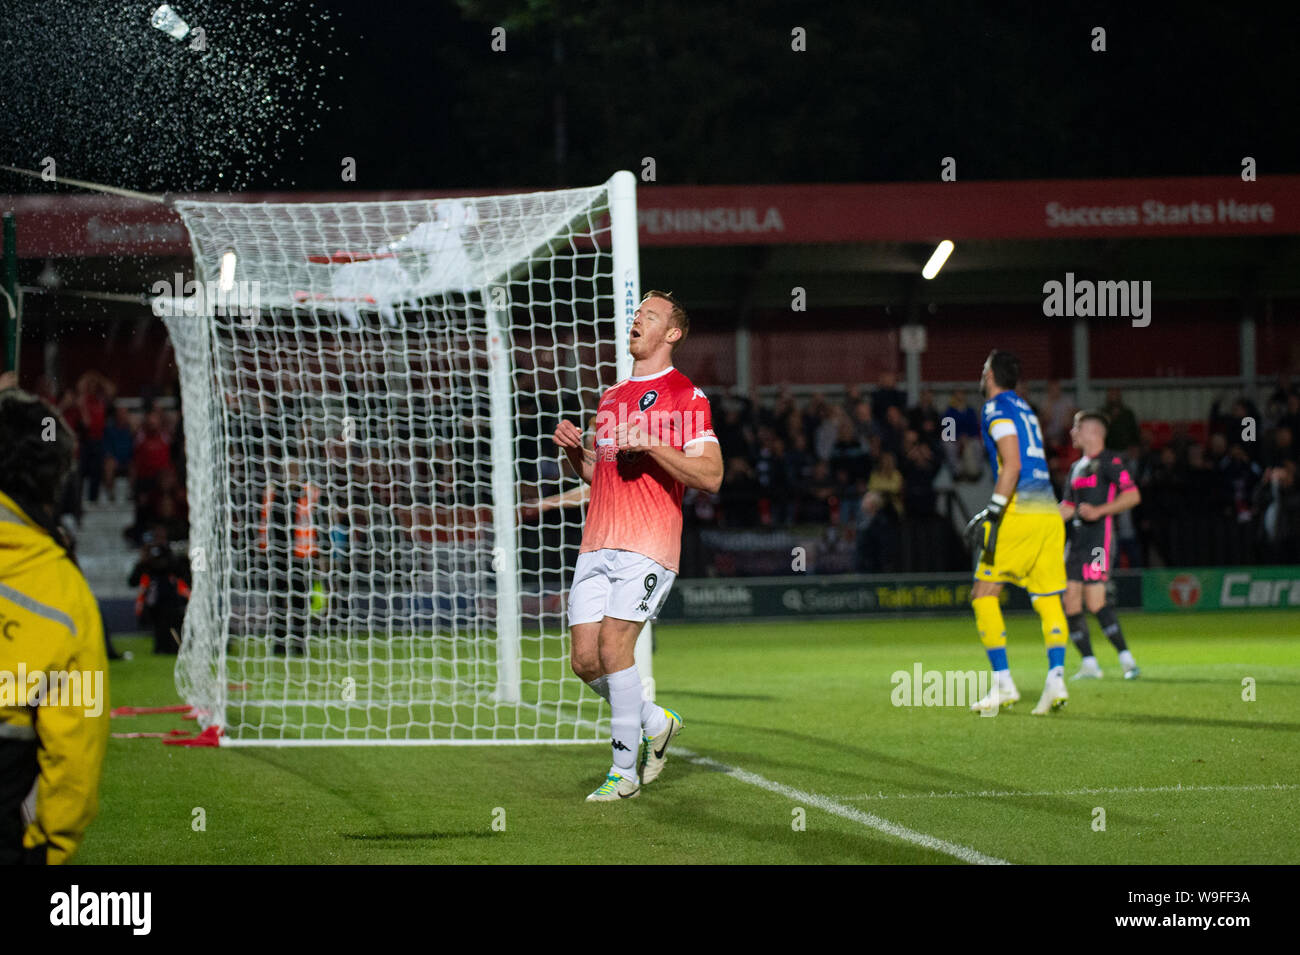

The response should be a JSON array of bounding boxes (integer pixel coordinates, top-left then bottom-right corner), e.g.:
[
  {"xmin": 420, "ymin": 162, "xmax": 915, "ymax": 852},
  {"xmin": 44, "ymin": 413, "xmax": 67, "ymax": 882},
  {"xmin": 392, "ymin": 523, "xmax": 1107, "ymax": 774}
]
[{"xmin": 150, "ymin": 5, "xmax": 191, "ymax": 41}]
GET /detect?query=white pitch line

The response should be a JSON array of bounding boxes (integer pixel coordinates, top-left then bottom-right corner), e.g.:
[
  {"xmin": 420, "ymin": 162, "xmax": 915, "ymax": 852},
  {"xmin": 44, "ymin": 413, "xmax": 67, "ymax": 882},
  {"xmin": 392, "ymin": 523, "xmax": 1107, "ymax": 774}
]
[
  {"xmin": 674, "ymin": 746, "xmax": 1009, "ymax": 865},
  {"xmin": 835, "ymin": 782, "xmax": 1300, "ymax": 802}
]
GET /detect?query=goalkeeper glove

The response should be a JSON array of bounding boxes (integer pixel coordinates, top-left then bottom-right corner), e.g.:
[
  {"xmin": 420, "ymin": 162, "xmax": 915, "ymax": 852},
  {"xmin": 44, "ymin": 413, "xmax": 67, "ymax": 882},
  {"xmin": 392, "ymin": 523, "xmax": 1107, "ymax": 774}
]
[{"xmin": 963, "ymin": 492, "xmax": 1009, "ymax": 561}]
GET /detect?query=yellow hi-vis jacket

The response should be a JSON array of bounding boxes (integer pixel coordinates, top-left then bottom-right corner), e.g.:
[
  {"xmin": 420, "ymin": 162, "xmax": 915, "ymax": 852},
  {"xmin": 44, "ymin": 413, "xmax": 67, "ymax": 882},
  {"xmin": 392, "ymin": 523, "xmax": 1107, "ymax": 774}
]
[{"xmin": 0, "ymin": 489, "xmax": 109, "ymax": 864}]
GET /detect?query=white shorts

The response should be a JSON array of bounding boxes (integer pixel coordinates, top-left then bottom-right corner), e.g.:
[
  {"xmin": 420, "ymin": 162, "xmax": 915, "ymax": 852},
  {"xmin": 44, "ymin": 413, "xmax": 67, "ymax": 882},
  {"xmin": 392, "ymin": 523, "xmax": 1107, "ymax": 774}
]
[{"xmin": 567, "ymin": 548, "xmax": 676, "ymax": 627}]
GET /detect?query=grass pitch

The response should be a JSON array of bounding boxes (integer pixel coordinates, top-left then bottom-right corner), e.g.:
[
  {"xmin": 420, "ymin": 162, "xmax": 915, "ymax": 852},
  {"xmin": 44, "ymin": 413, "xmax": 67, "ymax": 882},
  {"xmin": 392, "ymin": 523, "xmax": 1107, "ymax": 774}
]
[{"xmin": 81, "ymin": 610, "xmax": 1300, "ymax": 864}]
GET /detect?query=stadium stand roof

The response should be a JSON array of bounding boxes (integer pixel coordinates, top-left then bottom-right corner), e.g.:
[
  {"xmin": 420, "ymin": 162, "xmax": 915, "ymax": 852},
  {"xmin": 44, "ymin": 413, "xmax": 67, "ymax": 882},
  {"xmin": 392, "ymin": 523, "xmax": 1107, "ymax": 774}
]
[{"xmin": 6, "ymin": 175, "xmax": 1300, "ymax": 310}]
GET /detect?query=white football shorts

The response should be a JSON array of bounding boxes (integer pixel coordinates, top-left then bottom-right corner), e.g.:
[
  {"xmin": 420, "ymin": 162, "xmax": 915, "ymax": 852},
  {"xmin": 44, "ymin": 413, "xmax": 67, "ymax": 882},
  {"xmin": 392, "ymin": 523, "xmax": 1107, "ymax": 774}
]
[{"xmin": 567, "ymin": 548, "xmax": 676, "ymax": 627}]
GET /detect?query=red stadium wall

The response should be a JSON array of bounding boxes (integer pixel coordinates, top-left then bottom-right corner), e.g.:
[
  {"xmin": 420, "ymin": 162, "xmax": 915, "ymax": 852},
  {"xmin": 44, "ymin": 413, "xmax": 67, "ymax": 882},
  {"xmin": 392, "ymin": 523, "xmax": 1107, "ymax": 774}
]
[
  {"xmin": 1257, "ymin": 300, "xmax": 1300, "ymax": 375},
  {"xmin": 17, "ymin": 299, "xmax": 1295, "ymax": 401},
  {"xmin": 682, "ymin": 300, "xmax": 1295, "ymax": 390},
  {"xmin": 17, "ymin": 308, "xmax": 178, "ymax": 398},
  {"xmin": 749, "ymin": 308, "xmax": 900, "ymax": 387},
  {"xmin": 1089, "ymin": 302, "xmax": 1240, "ymax": 378},
  {"xmin": 672, "ymin": 324, "xmax": 738, "ymax": 388},
  {"xmin": 917, "ymin": 305, "xmax": 1075, "ymax": 382}
]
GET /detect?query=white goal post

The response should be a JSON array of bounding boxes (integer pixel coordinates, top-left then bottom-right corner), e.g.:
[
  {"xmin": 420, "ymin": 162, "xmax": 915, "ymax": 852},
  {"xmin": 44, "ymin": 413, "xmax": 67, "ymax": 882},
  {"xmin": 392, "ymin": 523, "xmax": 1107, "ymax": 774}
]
[{"xmin": 163, "ymin": 171, "xmax": 651, "ymax": 744}]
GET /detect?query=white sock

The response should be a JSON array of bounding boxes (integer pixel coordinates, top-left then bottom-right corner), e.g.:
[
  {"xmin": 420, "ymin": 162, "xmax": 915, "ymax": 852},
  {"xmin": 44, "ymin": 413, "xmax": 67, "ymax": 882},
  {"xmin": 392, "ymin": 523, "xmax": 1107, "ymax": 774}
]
[
  {"xmin": 606, "ymin": 666, "xmax": 643, "ymax": 780},
  {"xmin": 1118, "ymin": 650, "xmax": 1136, "ymax": 670},
  {"xmin": 995, "ymin": 670, "xmax": 1017, "ymax": 693},
  {"xmin": 1048, "ymin": 665, "xmax": 1065, "ymax": 680},
  {"xmin": 642, "ymin": 699, "xmax": 668, "ymax": 737},
  {"xmin": 586, "ymin": 675, "xmax": 610, "ymax": 702},
  {"xmin": 1082, "ymin": 654, "xmax": 1099, "ymax": 668}
]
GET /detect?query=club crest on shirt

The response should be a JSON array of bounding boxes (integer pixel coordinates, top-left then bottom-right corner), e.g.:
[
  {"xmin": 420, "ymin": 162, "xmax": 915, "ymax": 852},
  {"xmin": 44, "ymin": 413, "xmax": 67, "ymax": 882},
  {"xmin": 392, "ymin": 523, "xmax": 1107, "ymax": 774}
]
[{"xmin": 638, "ymin": 390, "xmax": 658, "ymax": 412}]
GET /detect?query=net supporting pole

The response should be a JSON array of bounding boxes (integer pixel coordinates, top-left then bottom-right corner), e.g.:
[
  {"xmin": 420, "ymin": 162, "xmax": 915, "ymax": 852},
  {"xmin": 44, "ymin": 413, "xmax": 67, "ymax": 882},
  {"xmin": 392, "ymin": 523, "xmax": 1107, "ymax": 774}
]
[
  {"xmin": 608, "ymin": 171, "xmax": 655, "ymax": 702},
  {"xmin": 487, "ymin": 290, "xmax": 522, "ymax": 704}
]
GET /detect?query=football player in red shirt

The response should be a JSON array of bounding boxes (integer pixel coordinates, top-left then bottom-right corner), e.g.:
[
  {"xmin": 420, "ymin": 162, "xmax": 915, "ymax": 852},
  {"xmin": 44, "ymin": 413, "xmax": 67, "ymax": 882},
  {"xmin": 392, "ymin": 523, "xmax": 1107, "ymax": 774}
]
[{"xmin": 553, "ymin": 291, "xmax": 722, "ymax": 801}]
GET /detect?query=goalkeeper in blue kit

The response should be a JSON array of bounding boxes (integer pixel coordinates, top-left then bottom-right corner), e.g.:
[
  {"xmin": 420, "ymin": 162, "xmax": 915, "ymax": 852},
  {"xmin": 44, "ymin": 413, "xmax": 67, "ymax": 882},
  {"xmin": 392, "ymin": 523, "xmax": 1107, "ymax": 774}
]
[{"xmin": 963, "ymin": 351, "xmax": 1071, "ymax": 715}]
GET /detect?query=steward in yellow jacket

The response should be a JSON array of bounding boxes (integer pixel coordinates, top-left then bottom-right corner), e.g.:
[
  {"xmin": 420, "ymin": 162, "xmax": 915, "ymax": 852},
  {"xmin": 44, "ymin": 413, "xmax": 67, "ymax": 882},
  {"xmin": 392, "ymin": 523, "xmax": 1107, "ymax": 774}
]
[{"xmin": 0, "ymin": 387, "xmax": 108, "ymax": 865}]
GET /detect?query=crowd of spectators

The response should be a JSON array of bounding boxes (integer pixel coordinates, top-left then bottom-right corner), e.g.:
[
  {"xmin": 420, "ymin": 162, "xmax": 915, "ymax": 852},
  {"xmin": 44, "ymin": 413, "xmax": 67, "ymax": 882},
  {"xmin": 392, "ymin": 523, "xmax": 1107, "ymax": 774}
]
[
  {"xmin": 27, "ymin": 364, "xmax": 1300, "ymax": 577},
  {"xmin": 31, "ymin": 372, "xmax": 188, "ymax": 545},
  {"xmin": 1133, "ymin": 376, "xmax": 1300, "ymax": 564},
  {"xmin": 686, "ymin": 372, "xmax": 990, "ymax": 574},
  {"xmin": 686, "ymin": 370, "xmax": 1300, "ymax": 572},
  {"xmin": 699, "ymin": 373, "xmax": 970, "ymax": 532}
]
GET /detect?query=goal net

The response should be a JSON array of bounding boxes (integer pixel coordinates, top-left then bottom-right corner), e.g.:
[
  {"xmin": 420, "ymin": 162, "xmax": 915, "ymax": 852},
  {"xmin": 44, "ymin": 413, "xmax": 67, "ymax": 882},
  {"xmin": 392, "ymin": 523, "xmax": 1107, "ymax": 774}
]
[{"xmin": 164, "ymin": 171, "xmax": 642, "ymax": 745}]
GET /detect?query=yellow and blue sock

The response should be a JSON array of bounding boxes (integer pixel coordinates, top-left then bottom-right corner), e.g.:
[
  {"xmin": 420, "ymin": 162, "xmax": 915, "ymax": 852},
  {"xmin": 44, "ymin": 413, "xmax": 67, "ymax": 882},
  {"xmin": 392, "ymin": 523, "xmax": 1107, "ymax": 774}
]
[
  {"xmin": 1032, "ymin": 594, "xmax": 1069, "ymax": 674},
  {"xmin": 973, "ymin": 595, "xmax": 1009, "ymax": 672}
]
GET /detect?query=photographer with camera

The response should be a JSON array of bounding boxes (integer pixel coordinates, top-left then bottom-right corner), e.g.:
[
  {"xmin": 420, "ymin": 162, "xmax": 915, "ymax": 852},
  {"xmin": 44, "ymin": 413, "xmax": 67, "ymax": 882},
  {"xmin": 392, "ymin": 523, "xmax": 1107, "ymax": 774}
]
[{"xmin": 127, "ymin": 523, "xmax": 191, "ymax": 655}]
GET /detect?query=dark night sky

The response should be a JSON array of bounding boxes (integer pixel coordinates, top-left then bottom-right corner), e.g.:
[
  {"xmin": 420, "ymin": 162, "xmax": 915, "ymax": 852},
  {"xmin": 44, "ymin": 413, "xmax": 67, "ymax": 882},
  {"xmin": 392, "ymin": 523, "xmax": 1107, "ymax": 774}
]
[
  {"xmin": 264, "ymin": 0, "xmax": 1300, "ymax": 190},
  {"xmin": 3, "ymin": 0, "xmax": 1299, "ymax": 192}
]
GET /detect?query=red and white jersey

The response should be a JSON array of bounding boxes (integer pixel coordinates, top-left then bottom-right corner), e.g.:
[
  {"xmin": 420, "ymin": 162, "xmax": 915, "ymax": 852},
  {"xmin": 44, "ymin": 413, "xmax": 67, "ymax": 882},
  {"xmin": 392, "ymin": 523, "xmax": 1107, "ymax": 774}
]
[{"xmin": 580, "ymin": 366, "xmax": 717, "ymax": 573}]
